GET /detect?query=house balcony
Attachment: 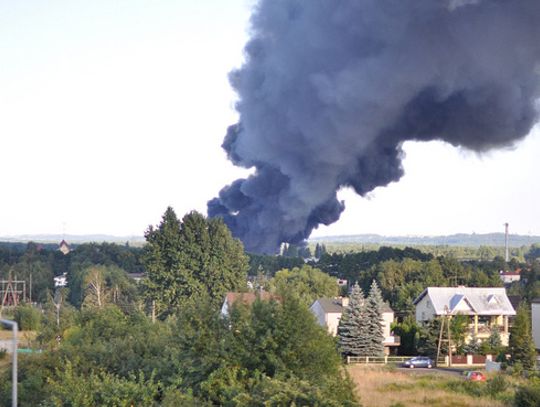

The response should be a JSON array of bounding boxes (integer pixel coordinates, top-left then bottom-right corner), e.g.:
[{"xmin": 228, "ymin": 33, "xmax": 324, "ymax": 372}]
[
  {"xmin": 465, "ymin": 324, "xmax": 510, "ymax": 346},
  {"xmin": 383, "ymin": 335, "xmax": 401, "ymax": 347}
]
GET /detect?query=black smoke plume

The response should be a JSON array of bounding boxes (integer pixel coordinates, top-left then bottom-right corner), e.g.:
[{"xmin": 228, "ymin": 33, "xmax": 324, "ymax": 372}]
[{"xmin": 208, "ymin": 0, "xmax": 540, "ymax": 254}]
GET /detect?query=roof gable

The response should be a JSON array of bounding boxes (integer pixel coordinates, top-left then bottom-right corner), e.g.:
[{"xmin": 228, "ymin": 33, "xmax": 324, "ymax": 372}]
[
  {"xmin": 449, "ymin": 294, "xmax": 476, "ymax": 313},
  {"xmin": 415, "ymin": 287, "xmax": 515, "ymax": 316},
  {"xmin": 311, "ymin": 297, "xmax": 394, "ymax": 315}
]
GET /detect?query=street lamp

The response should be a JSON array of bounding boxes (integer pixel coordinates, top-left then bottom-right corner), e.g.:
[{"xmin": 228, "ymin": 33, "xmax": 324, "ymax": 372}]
[{"xmin": 1, "ymin": 319, "xmax": 18, "ymax": 407}]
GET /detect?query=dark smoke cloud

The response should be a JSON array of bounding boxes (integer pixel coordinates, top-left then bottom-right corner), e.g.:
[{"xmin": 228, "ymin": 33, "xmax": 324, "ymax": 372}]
[{"xmin": 208, "ymin": 0, "xmax": 540, "ymax": 254}]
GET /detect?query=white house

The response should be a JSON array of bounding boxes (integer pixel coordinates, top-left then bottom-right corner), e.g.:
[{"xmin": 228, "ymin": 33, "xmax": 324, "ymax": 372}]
[
  {"xmin": 54, "ymin": 272, "xmax": 68, "ymax": 288},
  {"xmin": 499, "ymin": 269, "xmax": 521, "ymax": 285},
  {"xmin": 414, "ymin": 287, "xmax": 516, "ymax": 345},
  {"xmin": 310, "ymin": 297, "xmax": 400, "ymax": 355},
  {"xmin": 531, "ymin": 298, "xmax": 540, "ymax": 350}
]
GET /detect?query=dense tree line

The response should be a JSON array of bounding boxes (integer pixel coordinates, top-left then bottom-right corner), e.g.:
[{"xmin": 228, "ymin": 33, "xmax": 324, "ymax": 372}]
[
  {"xmin": 311, "ymin": 241, "xmax": 533, "ymax": 262},
  {"xmin": 0, "ymin": 241, "xmax": 145, "ymax": 305},
  {"xmin": 2, "ymin": 209, "xmax": 540, "ymax": 405},
  {"xmin": 0, "ymin": 208, "xmax": 358, "ymax": 406}
]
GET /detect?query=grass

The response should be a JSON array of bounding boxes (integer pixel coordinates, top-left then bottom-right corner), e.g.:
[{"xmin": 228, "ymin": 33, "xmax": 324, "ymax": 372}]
[{"xmin": 347, "ymin": 365, "xmax": 509, "ymax": 407}]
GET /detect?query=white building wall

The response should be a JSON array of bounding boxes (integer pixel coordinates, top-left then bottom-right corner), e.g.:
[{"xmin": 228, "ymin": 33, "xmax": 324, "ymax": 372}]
[
  {"xmin": 220, "ymin": 301, "xmax": 230, "ymax": 317},
  {"xmin": 309, "ymin": 301, "xmax": 327, "ymax": 329},
  {"xmin": 532, "ymin": 303, "xmax": 540, "ymax": 350},
  {"xmin": 382, "ymin": 312, "xmax": 393, "ymax": 338},
  {"xmin": 415, "ymin": 296, "xmax": 436, "ymax": 323},
  {"xmin": 326, "ymin": 312, "xmax": 342, "ymax": 336},
  {"xmin": 453, "ymin": 299, "xmax": 473, "ymax": 313}
]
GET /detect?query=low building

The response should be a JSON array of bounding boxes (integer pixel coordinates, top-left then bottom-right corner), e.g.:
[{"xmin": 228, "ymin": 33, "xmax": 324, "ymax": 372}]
[
  {"xmin": 499, "ymin": 269, "xmax": 521, "ymax": 285},
  {"xmin": 310, "ymin": 297, "xmax": 400, "ymax": 354},
  {"xmin": 127, "ymin": 272, "xmax": 145, "ymax": 283},
  {"xmin": 58, "ymin": 239, "xmax": 71, "ymax": 255},
  {"xmin": 54, "ymin": 272, "xmax": 68, "ymax": 288},
  {"xmin": 221, "ymin": 291, "xmax": 279, "ymax": 317},
  {"xmin": 414, "ymin": 286, "xmax": 516, "ymax": 346}
]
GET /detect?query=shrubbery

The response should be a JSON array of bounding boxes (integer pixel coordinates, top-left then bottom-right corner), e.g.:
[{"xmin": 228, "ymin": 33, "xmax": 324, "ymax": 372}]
[
  {"xmin": 13, "ymin": 304, "xmax": 42, "ymax": 331},
  {"xmin": 514, "ymin": 378, "xmax": 540, "ymax": 407},
  {"xmin": 0, "ymin": 297, "xmax": 358, "ymax": 406}
]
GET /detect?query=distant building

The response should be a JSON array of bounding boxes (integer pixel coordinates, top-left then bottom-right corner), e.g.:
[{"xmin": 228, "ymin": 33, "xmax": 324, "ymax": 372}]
[
  {"xmin": 499, "ymin": 269, "xmax": 521, "ymax": 285},
  {"xmin": 54, "ymin": 272, "xmax": 68, "ymax": 288},
  {"xmin": 127, "ymin": 272, "xmax": 145, "ymax": 283},
  {"xmin": 58, "ymin": 239, "xmax": 71, "ymax": 255},
  {"xmin": 220, "ymin": 291, "xmax": 280, "ymax": 317},
  {"xmin": 337, "ymin": 278, "xmax": 348, "ymax": 287}
]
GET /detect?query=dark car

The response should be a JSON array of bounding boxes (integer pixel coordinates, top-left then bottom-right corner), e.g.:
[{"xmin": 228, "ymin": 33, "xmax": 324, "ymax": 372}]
[{"xmin": 402, "ymin": 356, "xmax": 434, "ymax": 368}]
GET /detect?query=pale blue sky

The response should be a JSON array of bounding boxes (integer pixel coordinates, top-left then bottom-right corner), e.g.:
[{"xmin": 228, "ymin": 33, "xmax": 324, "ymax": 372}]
[{"xmin": 1, "ymin": 0, "xmax": 539, "ymax": 238}]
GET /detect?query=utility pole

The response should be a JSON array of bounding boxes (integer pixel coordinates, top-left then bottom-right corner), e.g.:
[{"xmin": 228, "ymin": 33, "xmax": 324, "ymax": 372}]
[{"xmin": 436, "ymin": 306, "xmax": 452, "ymax": 367}]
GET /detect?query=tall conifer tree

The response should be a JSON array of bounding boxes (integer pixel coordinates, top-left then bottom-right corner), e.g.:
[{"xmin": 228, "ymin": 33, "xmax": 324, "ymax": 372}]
[
  {"xmin": 365, "ymin": 280, "xmax": 385, "ymax": 357},
  {"xmin": 338, "ymin": 282, "xmax": 367, "ymax": 356},
  {"xmin": 509, "ymin": 303, "xmax": 536, "ymax": 370},
  {"xmin": 142, "ymin": 208, "xmax": 249, "ymax": 318}
]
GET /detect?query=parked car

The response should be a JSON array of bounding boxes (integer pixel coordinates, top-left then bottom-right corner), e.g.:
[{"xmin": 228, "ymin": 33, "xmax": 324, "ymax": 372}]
[
  {"xmin": 465, "ymin": 371, "xmax": 486, "ymax": 382},
  {"xmin": 402, "ymin": 356, "xmax": 434, "ymax": 368}
]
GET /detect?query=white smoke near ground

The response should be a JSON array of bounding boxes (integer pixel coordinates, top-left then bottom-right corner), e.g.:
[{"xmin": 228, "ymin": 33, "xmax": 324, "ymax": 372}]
[{"xmin": 208, "ymin": 0, "xmax": 540, "ymax": 254}]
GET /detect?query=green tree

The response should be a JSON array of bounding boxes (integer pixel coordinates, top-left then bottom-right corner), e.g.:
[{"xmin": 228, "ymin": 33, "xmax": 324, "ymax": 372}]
[
  {"xmin": 143, "ymin": 208, "xmax": 249, "ymax": 317},
  {"xmin": 173, "ymin": 294, "xmax": 357, "ymax": 405},
  {"xmin": 509, "ymin": 303, "xmax": 536, "ymax": 371},
  {"xmin": 365, "ymin": 280, "xmax": 385, "ymax": 357},
  {"xmin": 141, "ymin": 207, "xmax": 184, "ymax": 316},
  {"xmin": 391, "ymin": 316, "xmax": 420, "ymax": 355},
  {"xmin": 13, "ymin": 304, "xmax": 42, "ymax": 331},
  {"xmin": 82, "ymin": 266, "xmax": 108, "ymax": 309},
  {"xmin": 268, "ymin": 265, "xmax": 338, "ymax": 306},
  {"xmin": 338, "ymin": 283, "xmax": 367, "ymax": 356},
  {"xmin": 416, "ymin": 318, "xmax": 441, "ymax": 358},
  {"xmin": 488, "ymin": 327, "xmax": 503, "ymax": 354},
  {"xmin": 450, "ymin": 314, "xmax": 470, "ymax": 354}
]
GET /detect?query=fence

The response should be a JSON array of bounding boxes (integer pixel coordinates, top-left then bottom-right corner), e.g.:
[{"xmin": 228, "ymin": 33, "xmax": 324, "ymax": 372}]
[
  {"xmin": 347, "ymin": 354, "xmax": 494, "ymax": 367},
  {"xmin": 347, "ymin": 356, "xmax": 410, "ymax": 365}
]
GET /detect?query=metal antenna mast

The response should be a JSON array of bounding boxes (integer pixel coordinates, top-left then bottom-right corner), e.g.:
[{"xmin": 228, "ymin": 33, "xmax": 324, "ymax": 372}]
[{"xmin": 504, "ymin": 222, "xmax": 509, "ymax": 263}]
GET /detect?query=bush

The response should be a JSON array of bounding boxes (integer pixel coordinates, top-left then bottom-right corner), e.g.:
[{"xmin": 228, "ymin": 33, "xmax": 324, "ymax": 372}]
[
  {"xmin": 444, "ymin": 379, "xmax": 485, "ymax": 398},
  {"xmin": 13, "ymin": 304, "xmax": 42, "ymax": 331},
  {"xmin": 486, "ymin": 374, "xmax": 508, "ymax": 397},
  {"xmin": 511, "ymin": 362, "xmax": 524, "ymax": 377},
  {"xmin": 514, "ymin": 379, "xmax": 540, "ymax": 407}
]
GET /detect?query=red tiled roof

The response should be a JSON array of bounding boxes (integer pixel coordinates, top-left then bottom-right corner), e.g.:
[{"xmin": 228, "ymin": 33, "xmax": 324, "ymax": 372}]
[{"xmin": 225, "ymin": 291, "xmax": 280, "ymax": 307}]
